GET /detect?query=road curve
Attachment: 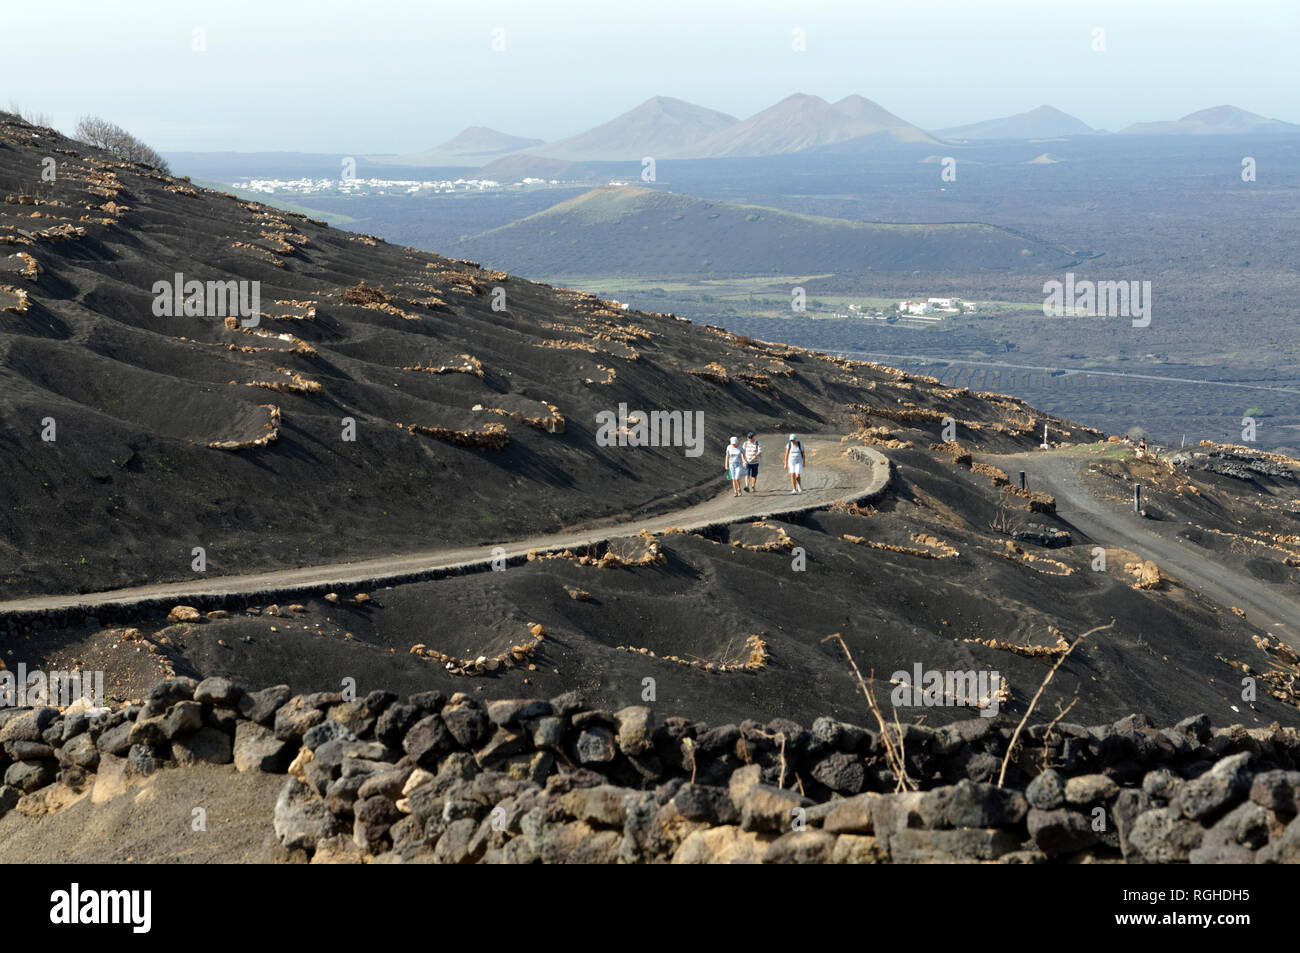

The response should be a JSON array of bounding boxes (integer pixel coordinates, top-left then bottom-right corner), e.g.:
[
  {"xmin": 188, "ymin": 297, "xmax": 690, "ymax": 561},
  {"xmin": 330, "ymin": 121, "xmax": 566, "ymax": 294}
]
[
  {"xmin": 0, "ymin": 436, "xmax": 890, "ymax": 619},
  {"xmin": 986, "ymin": 448, "xmax": 1300, "ymax": 648}
]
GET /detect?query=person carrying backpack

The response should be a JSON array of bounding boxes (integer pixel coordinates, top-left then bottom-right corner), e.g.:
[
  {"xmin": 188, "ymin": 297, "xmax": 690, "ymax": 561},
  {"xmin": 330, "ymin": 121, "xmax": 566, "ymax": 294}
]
[
  {"xmin": 741, "ymin": 432, "xmax": 762, "ymax": 493},
  {"xmin": 784, "ymin": 434, "xmax": 807, "ymax": 493}
]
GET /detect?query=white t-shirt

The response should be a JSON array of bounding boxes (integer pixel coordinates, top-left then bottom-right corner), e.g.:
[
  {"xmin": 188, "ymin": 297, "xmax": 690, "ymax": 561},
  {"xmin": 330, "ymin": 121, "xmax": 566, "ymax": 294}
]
[
  {"xmin": 786, "ymin": 441, "xmax": 803, "ymax": 463},
  {"xmin": 742, "ymin": 440, "xmax": 761, "ymax": 463},
  {"xmin": 726, "ymin": 445, "xmax": 744, "ymax": 468}
]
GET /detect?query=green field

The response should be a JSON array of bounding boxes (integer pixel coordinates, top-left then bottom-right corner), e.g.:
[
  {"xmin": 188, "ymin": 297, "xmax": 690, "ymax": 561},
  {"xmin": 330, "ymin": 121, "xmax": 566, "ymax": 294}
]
[{"xmin": 548, "ymin": 273, "xmax": 1041, "ymax": 322}]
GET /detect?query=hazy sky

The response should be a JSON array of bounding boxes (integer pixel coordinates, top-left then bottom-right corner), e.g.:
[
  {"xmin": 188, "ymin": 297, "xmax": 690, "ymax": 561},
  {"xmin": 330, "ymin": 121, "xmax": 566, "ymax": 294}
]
[{"xmin": 4, "ymin": 0, "xmax": 1297, "ymax": 152}]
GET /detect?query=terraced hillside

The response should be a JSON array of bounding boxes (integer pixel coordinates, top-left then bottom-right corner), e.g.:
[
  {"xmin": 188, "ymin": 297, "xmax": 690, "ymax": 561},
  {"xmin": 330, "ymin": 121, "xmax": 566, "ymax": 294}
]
[{"xmin": 3, "ymin": 111, "xmax": 1299, "ymax": 739}]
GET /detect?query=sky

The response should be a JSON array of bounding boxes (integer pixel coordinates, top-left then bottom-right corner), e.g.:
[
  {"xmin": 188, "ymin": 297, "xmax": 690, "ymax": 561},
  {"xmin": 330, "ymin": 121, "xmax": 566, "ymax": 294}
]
[{"xmin": 3, "ymin": 0, "xmax": 1297, "ymax": 152}]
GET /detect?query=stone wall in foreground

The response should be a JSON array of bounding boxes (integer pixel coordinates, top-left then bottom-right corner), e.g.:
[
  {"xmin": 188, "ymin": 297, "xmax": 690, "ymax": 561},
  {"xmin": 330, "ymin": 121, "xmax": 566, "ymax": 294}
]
[{"xmin": 2, "ymin": 677, "xmax": 1299, "ymax": 863}]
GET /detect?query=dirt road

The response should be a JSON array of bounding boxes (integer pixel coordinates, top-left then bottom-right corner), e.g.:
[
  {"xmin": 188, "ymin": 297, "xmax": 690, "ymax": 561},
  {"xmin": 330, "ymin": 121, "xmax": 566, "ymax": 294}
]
[
  {"xmin": 988, "ymin": 448, "xmax": 1300, "ymax": 646},
  {"xmin": 0, "ymin": 436, "xmax": 889, "ymax": 617}
]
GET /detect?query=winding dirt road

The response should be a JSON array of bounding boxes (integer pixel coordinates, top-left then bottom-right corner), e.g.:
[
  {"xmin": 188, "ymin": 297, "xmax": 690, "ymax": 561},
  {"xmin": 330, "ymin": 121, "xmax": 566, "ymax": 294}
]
[
  {"xmin": 0, "ymin": 436, "xmax": 890, "ymax": 618},
  {"xmin": 987, "ymin": 448, "xmax": 1300, "ymax": 647}
]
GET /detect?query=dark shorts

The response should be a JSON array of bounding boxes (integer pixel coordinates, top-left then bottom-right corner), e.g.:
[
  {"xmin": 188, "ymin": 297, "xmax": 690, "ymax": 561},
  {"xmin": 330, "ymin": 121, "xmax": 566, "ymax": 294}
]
[{"xmin": 745, "ymin": 462, "xmax": 759, "ymax": 477}]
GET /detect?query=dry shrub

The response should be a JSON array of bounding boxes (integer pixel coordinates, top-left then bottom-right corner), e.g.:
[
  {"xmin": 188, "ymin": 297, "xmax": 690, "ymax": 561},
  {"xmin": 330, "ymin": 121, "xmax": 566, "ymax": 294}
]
[
  {"xmin": 841, "ymin": 533, "xmax": 956, "ymax": 560},
  {"xmin": 406, "ymin": 422, "xmax": 509, "ymax": 450},
  {"xmin": 910, "ymin": 533, "xmax": 959, "ymax": 558},
  {"xmin": 244, "ymin": 371, "xmax": 322, "ymax": 395},
  {"xmin": 1253, "ymin": 634, "xmax": 1300, "ymax": 667},
  {"xmin": 538, "ymin": 338, "xmax": 599, "ymax": 354},
  {"xmin": 230, "ymin": 241, "xmax": 284, "ymax": 267},
  {"xmin": 1125, "ymin": 559, "xmax": 1161, "ymax": 590},
  {"xmin": 930, "ymin": 441, "xmax": 973, "ymax": 466},
  {"xmin": 688, "ymin": 362, "xmax": 729, "ymax": 384},
  {"xmin": 341, "ymin": 281, "xmax": 389, "ymax": 305},
  {"xmin": 831, "ymin": 500, "xmax": 877, "ymax": 518},
  {"xmin": 964, "ymin": 631, "xmax": 1071, "ymax": 658},
  {"xmin": 473, "ymin": 402, "xmax": 565, "ymax": 434},
  {"xmin": 851, "ymin": 402, "xmax": 956, "ymax": 426},
  {"xmin": 410, "ymin": 623, "xmax": 545, "ymax": 675},
  {"xmin": 1001, "ymin": 484, "xmax": 1057, "ymax": 513},
  {"xmin": 8, "ymin": 252, "xmax": 39, "ymax": 280},
  {"xmin": 972, "ymin": 462, "xmax": 1010, "ymax": 486},
  {"xmin": 516, "ymin": 403, "xmax": 565, "ymax": 434},
  {"xmin": 208, "ymin": 404, "xmax": 281, "ymax": 451},
  {"xmin": 843, "ymin": 426, "xmax": 913, "ymax": 450},
  {"xmin": 258, "ymin": 231, "xmax": 294, "ymax": 254},
  {"xmin": 30, "ymin": 223, "xmax": 86, "ymax": 243},
  {"xmin": 734, "ymin": 372, "xmax": 773, "ymax": 390},
  {"xmin": 731, "ymin": 521, "xmax": 796, "ymax": 553},
  {"xmin": 0, "ymin": 284, "xmax": 30, "ymax": 314},
  {"xmin": 402, "ymin": 354, "xmax": 483, "ymax": 378},
  {"xmin": 616, "ymin": 633, "xmax": 769, "ymax": 673},
  {"xmin": 1001, "ymin": 540, "xmax": 1074, "ymax": 576}
]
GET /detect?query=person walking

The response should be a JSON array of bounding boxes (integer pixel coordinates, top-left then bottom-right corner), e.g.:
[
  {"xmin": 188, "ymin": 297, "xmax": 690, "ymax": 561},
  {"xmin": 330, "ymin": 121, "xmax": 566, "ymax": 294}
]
[
  {"xmin": 741, "ymin": 432, "xmax": 762, "ymax": 493},
  {"xmin": 784, "ymin": 433, "xmax": 807, "ymax": 493},
  {"xmin": 724, "ymin": 436, "xmax": 744, "ymax": 497}
]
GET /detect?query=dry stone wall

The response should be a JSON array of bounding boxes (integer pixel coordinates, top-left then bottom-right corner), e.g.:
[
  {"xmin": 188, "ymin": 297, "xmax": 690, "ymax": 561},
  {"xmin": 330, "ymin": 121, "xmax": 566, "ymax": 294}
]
[{"xmin": 3, "ymin": 678, "xmax": 1299, "ymax": 863}]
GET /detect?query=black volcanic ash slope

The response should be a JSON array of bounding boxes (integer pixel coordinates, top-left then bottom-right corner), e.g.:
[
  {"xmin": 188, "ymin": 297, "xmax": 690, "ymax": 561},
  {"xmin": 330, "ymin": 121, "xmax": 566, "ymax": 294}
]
[
  {"xmin": 3, "ymin": 112, "xmax": 1299, "ymax": 734},
  {"xmin": 0, "ymin": 113, "xmax": 934, "ymax": 596}
]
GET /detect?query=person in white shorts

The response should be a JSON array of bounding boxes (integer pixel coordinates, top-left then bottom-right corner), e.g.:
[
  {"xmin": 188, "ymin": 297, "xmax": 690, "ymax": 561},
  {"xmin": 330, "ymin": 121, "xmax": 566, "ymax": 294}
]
[
  {"xmin": 784, "ymin": 433, "xmax": 807, "ymax": 493},
  {"xmin": 741, "ymin": 432, "xmax": 762, "ymax": 493},
  {"xmin": 724, "ymin": 436, "xmax": 744, "ymax": 497}
]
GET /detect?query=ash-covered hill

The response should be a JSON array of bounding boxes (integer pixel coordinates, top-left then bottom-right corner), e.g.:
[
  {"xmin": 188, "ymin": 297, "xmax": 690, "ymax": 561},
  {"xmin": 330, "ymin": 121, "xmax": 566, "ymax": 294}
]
[
  {"xmin": 453, "ymin": 185, "xmax": 1084, "ymax": 279},
  {"xmin": 0, "ymin": 114, "xmax": 892, "ymax": 596},
  {"xmin": 2, "ymin": 111, "xmax": 1299, "ymax": 738}
]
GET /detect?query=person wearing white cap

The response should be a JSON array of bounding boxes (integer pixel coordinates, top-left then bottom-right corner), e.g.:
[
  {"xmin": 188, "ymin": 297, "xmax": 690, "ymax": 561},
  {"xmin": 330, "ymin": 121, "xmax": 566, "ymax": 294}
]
[
  {"xmin": 784, "ymin": 433, "xmax": 807, "ymax": 493},
  {"xmin": 723, "ymin": 436, "xmax": 744, "ymax": 497}
]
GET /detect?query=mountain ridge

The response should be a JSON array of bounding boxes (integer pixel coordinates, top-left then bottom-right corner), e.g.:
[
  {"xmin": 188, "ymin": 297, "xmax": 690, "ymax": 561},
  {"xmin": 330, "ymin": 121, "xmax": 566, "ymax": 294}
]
[
  {"xmin": 938, "ymin": 105, "xmax": 1095, "ymax": 140},
  {"xmin": 1120, "ymin": 104, "xmax": 1300, "ymax": 136}
]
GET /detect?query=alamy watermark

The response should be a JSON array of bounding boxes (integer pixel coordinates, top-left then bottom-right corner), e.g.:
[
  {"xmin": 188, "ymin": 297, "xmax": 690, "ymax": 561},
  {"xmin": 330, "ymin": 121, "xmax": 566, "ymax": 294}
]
[
  {"xmin": 890, "ymin": 663, "xmax": 1002, "ymax": 718},
  {"xmin": 1043, "ymin": 273, "xmax": 1151, "ymax": 327},
  {"xmin": 50, "ymin": 883, "xmax": 150, "ymax": 933},
  {"xmin": 151, "ymin": 272, "xmax": 260, "ymax": 326},
  {"xmin": 1, "ymin": 664, "xmax": 105, "ymax": 709},
  {"xmin": 595, "ymin": 403, "xmax": 705, "ymax": 457}
]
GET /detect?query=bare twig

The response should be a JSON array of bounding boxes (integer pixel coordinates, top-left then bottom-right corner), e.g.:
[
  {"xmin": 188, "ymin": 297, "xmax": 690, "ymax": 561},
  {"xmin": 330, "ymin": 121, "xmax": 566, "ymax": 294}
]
[
  {"xmin": 890, "ymin": 705, "xmax": 910, "ymax": 793},
  {"xmin": 998, "ymin": 620, "xmax": 1115, "ymax": 788},
  {"xmin": 1040, "ymin": 696, "xmax": 1079, "ymax": 770},
  {"xmin": 822, "ymin": 632, "xmax": 915, "ymax": 791},
  {"xmin": 682, "ymin": 738, "xmax": 697, "ymax": 785}
]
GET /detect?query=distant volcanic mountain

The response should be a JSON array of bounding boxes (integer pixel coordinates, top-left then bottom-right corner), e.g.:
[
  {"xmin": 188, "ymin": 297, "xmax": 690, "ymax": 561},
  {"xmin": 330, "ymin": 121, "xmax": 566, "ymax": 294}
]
[
  {"xmin": 938, "ymin": 105, "xmax": 1094, "ymax": 140},
  {"xmin": 534, "ymin": 96, "xmax": 739, "ymax": 161},
  {"xmin": 684, "ymin": 93, "xmax": 938, "ymax": 157},
  {"xmin": 476, "ymin": 152, "xmax": 599, "ymax": 183},
  {"xmin": 366, "ymin": 100, "xmax": 1300, "ymax": 171},
  {"xmin": 376, "ymin": 126, "xmax": 545, "ymax": 167},
  {"xmin": 1120, "ymin": 105, "xmax": 1300, "ymax": 136}
]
